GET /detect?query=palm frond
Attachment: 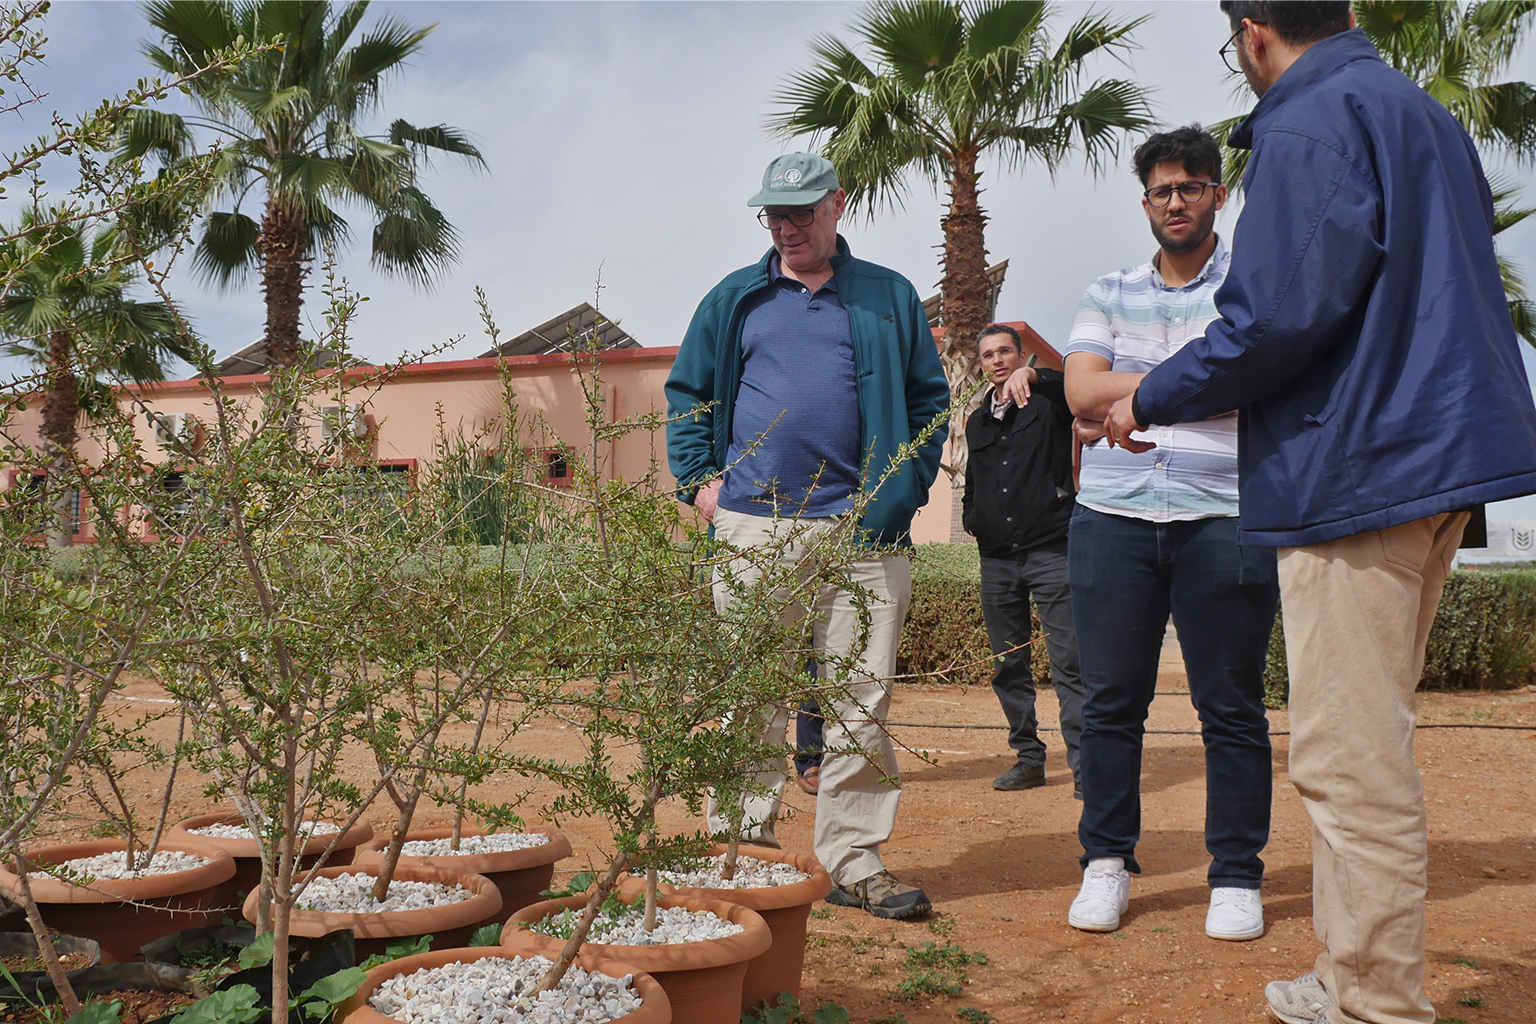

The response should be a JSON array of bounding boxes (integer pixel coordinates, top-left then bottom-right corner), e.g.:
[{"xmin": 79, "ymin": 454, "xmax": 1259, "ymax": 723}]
[
  {"xmin": 387, "ymin": 120, "xmax": 487, "ymax": 168},
  {"xmin": 190, "ymin": 210, "xmax": 259, "ymax": 289},
  {"xmin": 369, "ymin": 185, "xmax": 460, "ymax": 287}
]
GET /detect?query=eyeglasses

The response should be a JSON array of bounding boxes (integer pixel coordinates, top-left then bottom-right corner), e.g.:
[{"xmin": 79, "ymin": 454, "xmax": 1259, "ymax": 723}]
[
  {"xmin": 1219, "ymin": 20, "xmax": 1264, "ymax": 75},
  {"xmin": 757, "ymin": 194, "xmax": 831, "ymax": 230},
  {"xmin": 1143, "ymin": 181, "xmax": 1222, "ymax": 207}
]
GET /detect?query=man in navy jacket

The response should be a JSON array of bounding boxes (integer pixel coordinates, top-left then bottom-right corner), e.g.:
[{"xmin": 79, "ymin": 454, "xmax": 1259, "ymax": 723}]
[{"xmin": 1102, "ymin": 5, "xmax": 1536, "ymax": 1024}]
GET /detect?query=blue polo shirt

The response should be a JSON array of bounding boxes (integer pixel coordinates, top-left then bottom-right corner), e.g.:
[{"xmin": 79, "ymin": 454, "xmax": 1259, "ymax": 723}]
[{"xmin": 718, "ymin": 259, "xmax": 862, "ymax": 518}]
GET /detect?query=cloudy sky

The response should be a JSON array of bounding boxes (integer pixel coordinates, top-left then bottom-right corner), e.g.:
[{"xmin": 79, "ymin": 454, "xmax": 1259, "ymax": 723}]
[{"xmin": 11, "ymin": 1, "xmax": 1536, "ymax": 518}]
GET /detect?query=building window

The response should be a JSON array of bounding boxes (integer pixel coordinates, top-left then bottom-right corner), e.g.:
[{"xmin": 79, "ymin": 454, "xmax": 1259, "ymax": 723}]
[
  {"xmin": 344, "ymin": 462, "xmax": 413, "ymax": 508},
  {"xmin": 540, "ymin": 449, "xmax": 572, "ymax": 487}
]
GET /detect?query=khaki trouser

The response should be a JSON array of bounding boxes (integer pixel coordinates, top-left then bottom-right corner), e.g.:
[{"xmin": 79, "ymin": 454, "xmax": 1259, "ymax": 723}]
[
  {"xmin": 705, "ymin": 506, "xmax": 912, "ymax": 887},
  {"xmin": 1278, "ymin": 512, "xmax": 1468, "ymax": 1024}
]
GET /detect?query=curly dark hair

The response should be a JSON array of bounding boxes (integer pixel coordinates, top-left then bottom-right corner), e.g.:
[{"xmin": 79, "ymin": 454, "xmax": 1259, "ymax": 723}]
[
  {"xmin": 1219, "ymin": 2, "xmax": 1352, "ymax": 45},
  {"xmin": 1132, "ymin": 125, "xmax": 1222, "ymax": 188}
]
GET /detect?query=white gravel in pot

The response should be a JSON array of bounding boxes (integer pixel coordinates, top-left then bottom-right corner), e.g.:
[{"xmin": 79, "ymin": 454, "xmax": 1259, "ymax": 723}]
[
  {"xmin": 188, "ymin": 820, "xmax": 342, "ymax": 839},
  {"xmin": 655, "ymin": 853, "xmax": 809, "ymax": 890},
  {"xmin": 370, "ymin": 954, "xmax": 641, "ymax": 1024},
  {"xmin": 297, "ymin": 873, "xmax": 474, "ymax": 913},
  {"xmin": 34, "ymin": 850, "xmax": 211, "ymax": 880},
  {"xmin": 530, "ymin": 903, "xmax": 743, "ymax": 946},
  {"xmin": 400, "ymin": 833, "xmax": 551, "ymax": 857}
]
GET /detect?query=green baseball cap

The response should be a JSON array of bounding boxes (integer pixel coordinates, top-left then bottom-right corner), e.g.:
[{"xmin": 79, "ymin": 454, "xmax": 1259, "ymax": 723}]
[{"xmin": 747, "ymin": 152, "xmax": 841, "ymax": 207}]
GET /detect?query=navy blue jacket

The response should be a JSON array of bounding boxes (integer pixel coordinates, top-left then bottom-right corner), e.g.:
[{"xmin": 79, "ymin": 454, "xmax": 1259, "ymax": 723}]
[{"xmin": 1135, "ymin": 30, "xmax": 1536, "ymax": 546}]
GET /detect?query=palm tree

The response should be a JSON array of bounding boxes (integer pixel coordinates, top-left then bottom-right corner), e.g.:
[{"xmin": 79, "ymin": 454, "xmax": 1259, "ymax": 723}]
[
  {"xmin": 120, "ymin": 0, "xmax": 484, "ymax": 368},
  {"xmin": 768, "ymin": 0, "xmax": 1152, "ymax": 479},
  {"xmin": 1, "ymin": 212, "xmax": 192, "ymax": 547},
  {"xmin": 1217, "ymin": 0, "xmax": 1536, "ymax": 344}
]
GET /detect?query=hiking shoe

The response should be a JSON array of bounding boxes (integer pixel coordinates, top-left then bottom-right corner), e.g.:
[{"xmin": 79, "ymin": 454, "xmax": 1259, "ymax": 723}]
[
  {"xmin": 1206, "ymin": 886, "xmax": 1265, "ymax": 940},
  {"xmin": 825, "ymin": 870, "xmax": 931, "ymax": 919},
  {"xmin": 1265, "ymin": 972, "xmax": 1331, "ymax": 1024},
  {"xmin": 993, "ymin": 762, "xmax": 1046, "ymax": 791},
  {"xmin": 1068, "ymin": 858, "xmax": 1129, "ymax": 931},
  {"xmin": 795, "ymin": 765, "xmax": 821, "ymax": 795},
  {"xmin": 1072, "ymin": 777, "xmax": 1083, "ymax": 801}
]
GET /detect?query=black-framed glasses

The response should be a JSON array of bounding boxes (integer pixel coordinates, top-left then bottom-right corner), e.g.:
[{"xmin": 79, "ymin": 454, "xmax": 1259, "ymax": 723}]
[
  {"xmin": 1143, "ymin": 181, "xmax": 1222, "ymax": 207},
  {"xmin": 1219, "ymin": 20, "xmax": 1264, "ymax": 75},
  {"xmin": 757, "ymin": 194, "xmax": 830, "ymax": 230}
]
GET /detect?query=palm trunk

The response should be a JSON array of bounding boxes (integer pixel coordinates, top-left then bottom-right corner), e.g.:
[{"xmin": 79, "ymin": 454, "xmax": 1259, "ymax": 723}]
[
  {"xmin": 41, "ymin": 330, "xmax": 79, "ymax": 549},
  {"xmin": 259, "ymin": 199, "xmax": 308, "ymax": 369},
  {"xmin": 938, "ymin": 150, "xmax": 992, "ymax": 483}
]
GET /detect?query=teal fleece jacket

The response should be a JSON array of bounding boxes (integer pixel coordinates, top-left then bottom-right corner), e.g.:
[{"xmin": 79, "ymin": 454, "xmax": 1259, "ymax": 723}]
[{"xmin": 665, "ymin": 238, "xmax": 949, "ymax": 546}]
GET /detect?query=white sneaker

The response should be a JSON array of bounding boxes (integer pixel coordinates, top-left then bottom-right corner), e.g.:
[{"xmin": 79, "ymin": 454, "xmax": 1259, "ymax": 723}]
[
  {"xmin": 1068, "ymin": 857, "xmax": 1129, "ymax": 932},
  {"xmin": 1206, "ymin": 886, "xmax": 1264, "ymax": 940},
  {"xmin": 1265, "ymin": 971, "xmax": 1331, "ymax": 1024}
]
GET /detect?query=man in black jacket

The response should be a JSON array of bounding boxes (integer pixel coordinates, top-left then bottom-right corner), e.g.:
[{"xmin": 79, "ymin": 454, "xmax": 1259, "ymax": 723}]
[{"xmin": 962, "ymin": 324, "xmax": 1084, "ymax": 795}]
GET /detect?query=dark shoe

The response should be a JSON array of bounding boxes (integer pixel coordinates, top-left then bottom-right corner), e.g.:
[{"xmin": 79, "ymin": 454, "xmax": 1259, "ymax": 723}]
[
  {"xmin": 795, "ymin": 765, "xmax": 820, "ymax": 795},
  {"xmin": 993, "ymin": 762, "xmax": 1046, "ymax": 791},
  {"xmin": 825, "ymin": 870, "xmax": 931, "ymax": 919},
  {"xmin": 1073, "ymin": 777, "xmax": 1083, "ymax": 801}
]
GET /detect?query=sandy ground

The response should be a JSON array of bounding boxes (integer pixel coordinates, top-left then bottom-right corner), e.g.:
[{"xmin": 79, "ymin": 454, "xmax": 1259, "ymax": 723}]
[{"xmin": 39, "ymin": 630, "xmax": 1536, "ymax": 1024}]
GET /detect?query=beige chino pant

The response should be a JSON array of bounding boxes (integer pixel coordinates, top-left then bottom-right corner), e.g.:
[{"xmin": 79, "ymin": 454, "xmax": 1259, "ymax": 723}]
[
  {"xmin": 1278, "ymin": 511, "xmax": 1468, "ymax": 1024},
  {"xmin": 705, "ymin": 506, "xmax": 912, "ymax": 887}
]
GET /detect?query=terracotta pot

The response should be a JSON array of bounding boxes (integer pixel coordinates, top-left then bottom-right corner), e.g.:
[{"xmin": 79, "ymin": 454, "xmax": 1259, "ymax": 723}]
[
  {"xmin": 353, "ymin": 826, "xmax": 571, "ymax": 927},
  {"xmin": 658, "ymin": 846, "xmax": 833, "ymax": 1014},
  {"xmin": 0, "ymin": 839, "xmax": 236, "ymax": 964},
  {"xmin": 245, "ymin": 864, "xmax": 501, "ymax": 962},
  {"xmin": 339, "ymin": 946, "xmax": 671, "ymax": 1024},
  {"xmin": 501, "ymin": 893, "xmax": 770, "ymax": 1024},
  {"xmin": 167, "ymin": 812, "xmax": 374, "ymax": 908}
]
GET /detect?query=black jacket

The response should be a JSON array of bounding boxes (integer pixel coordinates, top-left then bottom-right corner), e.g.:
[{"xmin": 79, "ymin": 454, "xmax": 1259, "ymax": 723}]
[{"xmin": 962, "ymin": 371, "xmax": 1076, "ymax": 559}]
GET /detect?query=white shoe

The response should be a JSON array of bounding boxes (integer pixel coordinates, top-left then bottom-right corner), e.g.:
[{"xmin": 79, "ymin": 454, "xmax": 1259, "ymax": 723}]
[
  {"xmin": 1265, "ymin": 971, "xmax": 1331, "ymax": 1024},
  {"xmin": 1206, "ymin": 886, "xmax": 1264, "ymax": 940},
  {"xmin": 1068, "ymin": 858, "xmax": 1129, "ymax": 932}
]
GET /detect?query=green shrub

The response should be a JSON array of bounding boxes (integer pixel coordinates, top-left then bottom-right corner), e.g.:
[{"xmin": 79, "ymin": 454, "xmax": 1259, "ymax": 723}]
[
  {"xmin": 899, "ymin": 545, "xmax": 1536, "ymax": 705},
  {"xmin": 899, "ymin": 543, "xmax": 1049, "ymax": 690}
]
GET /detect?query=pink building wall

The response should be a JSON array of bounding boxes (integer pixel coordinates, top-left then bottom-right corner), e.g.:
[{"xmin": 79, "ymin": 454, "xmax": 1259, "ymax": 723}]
[{"xmin": 4, "ymin": 322, "xmax": 1061, "ymax": 547}]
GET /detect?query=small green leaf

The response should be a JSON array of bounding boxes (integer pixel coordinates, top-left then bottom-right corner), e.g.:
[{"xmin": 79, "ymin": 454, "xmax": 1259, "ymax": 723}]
[
  {"xmin": 297, "ymin": 966, "xmax": 367, "ymax": 1019},
  {"xmin": 541, "ymin": 870, "xmax": 597, "ymax": 898},
  {"xmin": 167, "ymin": 986, "xmax": 263, "ymax": 1024},
  {"xmin": 64, "ymin": 1001, "xmax": 125, "ymax": 1024},
  {"xmin": 812, "ymin": 1002, "xmax": 850, "ymax": 1024},
  {"xmin": 237, "ymin": 931, "xmax": 275, "ymax": 970},
  {"xmin": 470, "ymin": 924, "xmax": 503, "ymax": 947}
]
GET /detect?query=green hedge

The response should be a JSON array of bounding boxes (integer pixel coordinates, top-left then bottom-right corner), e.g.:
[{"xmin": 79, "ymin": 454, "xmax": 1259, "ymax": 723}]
[{"xmin": 899, "ymin": 543, "xmax": 1536, "ymax": 705}]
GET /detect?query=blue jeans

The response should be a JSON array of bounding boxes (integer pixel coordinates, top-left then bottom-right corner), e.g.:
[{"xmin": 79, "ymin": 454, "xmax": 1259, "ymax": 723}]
[{"xmin": 1069, "ymin": 508, "xmax": 1277, "ymax": 889}]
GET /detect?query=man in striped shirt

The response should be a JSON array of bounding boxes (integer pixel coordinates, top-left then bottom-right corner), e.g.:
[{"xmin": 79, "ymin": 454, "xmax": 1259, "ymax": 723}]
[{"xmin": 1060, "ymin": 126, "xmax": 1278, "ymax": 942}]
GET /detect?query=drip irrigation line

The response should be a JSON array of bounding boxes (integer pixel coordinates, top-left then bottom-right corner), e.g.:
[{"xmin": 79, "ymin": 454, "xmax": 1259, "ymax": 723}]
[{"xmin": 885, "ymin": 721, "xmax": 1535, "ymax": 737}]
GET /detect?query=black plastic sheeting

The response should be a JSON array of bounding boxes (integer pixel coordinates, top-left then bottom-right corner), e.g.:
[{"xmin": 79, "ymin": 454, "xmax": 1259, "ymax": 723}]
[
  {"xmin": 144, "ymin": 929, "xmax": 356, "ymax": 1024},
  {"xmin": 1, "ymin": 929, "xmax": 197, "ymax": 1003},
  {"xmin": 1, "ymin": 925, "xmax": 356, "ymax": 1024}
]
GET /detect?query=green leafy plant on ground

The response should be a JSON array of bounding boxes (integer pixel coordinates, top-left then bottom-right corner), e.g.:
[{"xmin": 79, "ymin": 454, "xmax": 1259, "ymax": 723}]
[
  {"xmin": 956, "ymin": 1009, "xmax": 996, "ymax": 1024},
  {"xmin": 741, "ymin": 992, "xmax": 850, "ymax": 1024},
  {"xmin": 895, "ymin": 941, "xmax": 989, "ymax": 1002}
]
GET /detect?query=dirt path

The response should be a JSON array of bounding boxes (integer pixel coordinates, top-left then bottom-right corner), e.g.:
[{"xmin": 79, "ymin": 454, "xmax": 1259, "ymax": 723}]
[{"xmin": 52, "ymin": 632, "xmax": 1536, "ymax": 1024}]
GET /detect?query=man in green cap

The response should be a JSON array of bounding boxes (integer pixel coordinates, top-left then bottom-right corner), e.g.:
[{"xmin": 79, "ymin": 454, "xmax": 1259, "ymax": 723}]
[{"xmin": 665, "ymin": 152, "xmax": 949, "ymax": 920}]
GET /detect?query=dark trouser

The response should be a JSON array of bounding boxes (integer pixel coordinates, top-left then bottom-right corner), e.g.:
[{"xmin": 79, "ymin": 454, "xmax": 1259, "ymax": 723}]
[
  {"xmin": 1069, "ymin": 508, "xmax": 1277, "ymax": 889},
  {"xmin": 795, "ymin": 658, "xmax": 824, "ymax": 774},
  {"xmin": 794, "ymin": 700, "xmax": 824, "ymax": 774},
  {"xmin": 978, "ymin": 541, "xmax": 1084, "ymax": 776}
]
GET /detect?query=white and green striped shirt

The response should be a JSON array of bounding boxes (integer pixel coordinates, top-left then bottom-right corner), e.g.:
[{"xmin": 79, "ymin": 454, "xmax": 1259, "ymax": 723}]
[{"xmin": 1064, "ymin": 238, "xmax": 1240, "ymax": 522}]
